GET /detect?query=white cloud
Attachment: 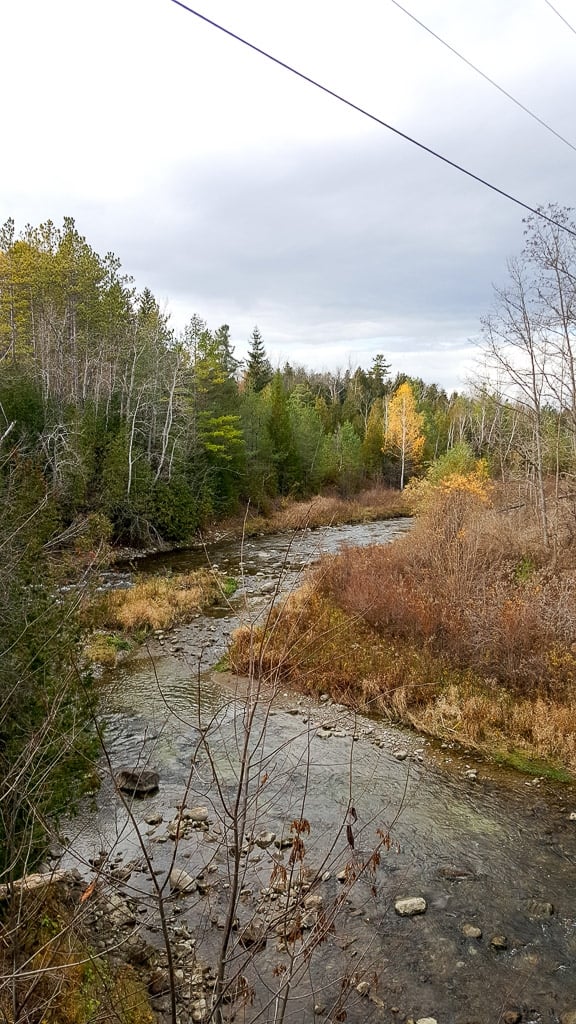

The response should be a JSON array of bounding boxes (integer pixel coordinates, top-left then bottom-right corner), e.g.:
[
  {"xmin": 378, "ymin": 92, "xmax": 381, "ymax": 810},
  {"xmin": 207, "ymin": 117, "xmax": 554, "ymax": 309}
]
[{"xmin": 2, "ymin": 0, "xmax": 575, "ymax": 390}]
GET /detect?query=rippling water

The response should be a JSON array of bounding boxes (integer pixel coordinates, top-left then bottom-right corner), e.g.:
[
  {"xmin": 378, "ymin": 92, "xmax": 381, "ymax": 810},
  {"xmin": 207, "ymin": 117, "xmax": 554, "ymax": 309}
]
[{"xmin": 64, "ymin": 519, "xmax": 576, "ymax": 1022}]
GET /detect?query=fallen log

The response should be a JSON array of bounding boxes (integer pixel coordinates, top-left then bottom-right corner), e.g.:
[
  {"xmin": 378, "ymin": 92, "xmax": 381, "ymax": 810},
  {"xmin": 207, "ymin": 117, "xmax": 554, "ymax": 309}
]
[{"xmin": 0, "ymin": 870, "xmax": 74, "ymax": 899}]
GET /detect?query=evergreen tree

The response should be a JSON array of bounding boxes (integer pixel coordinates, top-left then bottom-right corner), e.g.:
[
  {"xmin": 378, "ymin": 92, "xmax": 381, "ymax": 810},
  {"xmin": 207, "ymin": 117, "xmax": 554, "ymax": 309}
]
[{"xmin": 243, "ymin": 326, "xmax": 272, "ymax": 392}]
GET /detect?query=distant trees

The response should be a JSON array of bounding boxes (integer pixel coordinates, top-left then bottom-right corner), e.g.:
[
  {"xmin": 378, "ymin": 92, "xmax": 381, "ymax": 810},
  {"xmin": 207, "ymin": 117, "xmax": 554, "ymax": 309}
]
[{"xmin": 11, "ymin": 213, "xmax": 576, "ymax": 546}]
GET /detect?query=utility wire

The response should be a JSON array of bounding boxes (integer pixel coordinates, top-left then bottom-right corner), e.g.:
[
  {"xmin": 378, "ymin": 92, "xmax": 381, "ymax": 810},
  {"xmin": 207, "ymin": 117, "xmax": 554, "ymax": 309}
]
[
  {"xmin": 389, "ymin": 0, "xmax": 576, "ymax": 155},
  {"xmin": 543, "ymin": 0, "xmax": 576, "ymax": 37},
  {"xmin": 169, "ymin": 0, "xmax": 576, "ymax": 240}
]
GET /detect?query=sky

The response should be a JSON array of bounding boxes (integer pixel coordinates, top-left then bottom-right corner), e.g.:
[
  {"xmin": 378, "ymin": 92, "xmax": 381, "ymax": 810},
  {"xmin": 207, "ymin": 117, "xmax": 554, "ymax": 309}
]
[{"xmin": 2, "ymin": 0, "xmax": 576, "ymax": 392}]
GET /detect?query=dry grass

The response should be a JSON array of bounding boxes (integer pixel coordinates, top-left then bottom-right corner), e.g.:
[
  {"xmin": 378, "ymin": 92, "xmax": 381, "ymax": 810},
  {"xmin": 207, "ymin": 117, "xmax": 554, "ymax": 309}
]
[
  {"xmin": 83, "ymin": 569, "xmax": 224, "ymax": 635},
  {"xmin": 205, "ymin": 487, "xmax": 408, "ymax": 541},
  {"xmin": 229, "ymin": 485, "xmax": 576, "ymax": 774}
]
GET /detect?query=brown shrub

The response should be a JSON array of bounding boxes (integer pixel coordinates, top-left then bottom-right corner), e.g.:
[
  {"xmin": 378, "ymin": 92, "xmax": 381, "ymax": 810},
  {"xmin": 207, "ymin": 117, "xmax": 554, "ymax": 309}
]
[{"xmin": 314, "ymin": 490, "xmax": 576, "ymax": 698}]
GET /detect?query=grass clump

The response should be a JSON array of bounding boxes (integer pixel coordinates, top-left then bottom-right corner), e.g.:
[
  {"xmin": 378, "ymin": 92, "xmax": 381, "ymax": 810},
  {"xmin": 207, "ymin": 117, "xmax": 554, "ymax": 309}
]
[{"xmin": 82, "ymin": 568, "xmax": 226, "ymax": 660}]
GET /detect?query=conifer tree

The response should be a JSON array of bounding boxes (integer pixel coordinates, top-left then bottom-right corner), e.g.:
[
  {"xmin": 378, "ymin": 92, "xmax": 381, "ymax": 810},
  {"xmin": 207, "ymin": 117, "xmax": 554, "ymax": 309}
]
[{"xmin": 243, "ymin": 326, "xmax": 272, "ymax": 392}]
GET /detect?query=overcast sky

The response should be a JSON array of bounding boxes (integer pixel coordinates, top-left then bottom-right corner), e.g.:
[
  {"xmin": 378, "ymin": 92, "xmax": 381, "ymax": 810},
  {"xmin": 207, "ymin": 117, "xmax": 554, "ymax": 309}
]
[{"xmin": 3, "ymin": 0, "xmax": 576, "ymax": 391}]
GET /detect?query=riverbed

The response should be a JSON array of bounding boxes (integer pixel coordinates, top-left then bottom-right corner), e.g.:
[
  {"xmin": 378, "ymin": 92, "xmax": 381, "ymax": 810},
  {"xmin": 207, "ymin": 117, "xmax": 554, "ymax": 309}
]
[{"xmin": 64, "ymin": 520, "xmax": 576, "ymax": 1024}]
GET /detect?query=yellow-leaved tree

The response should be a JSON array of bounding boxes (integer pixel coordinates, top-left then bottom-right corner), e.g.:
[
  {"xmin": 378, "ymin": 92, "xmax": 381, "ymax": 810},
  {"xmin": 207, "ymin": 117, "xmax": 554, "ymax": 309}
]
[{"xmin": 384, "ymin": 381, "xmax": 425, "ymax": 489}]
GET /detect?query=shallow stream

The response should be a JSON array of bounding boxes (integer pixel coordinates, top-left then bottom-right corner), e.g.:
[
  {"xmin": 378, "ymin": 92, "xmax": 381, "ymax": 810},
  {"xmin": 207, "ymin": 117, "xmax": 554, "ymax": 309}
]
[{"xmin": 64, "ymin": 520, "xmax": 576, "ymax": 1024}]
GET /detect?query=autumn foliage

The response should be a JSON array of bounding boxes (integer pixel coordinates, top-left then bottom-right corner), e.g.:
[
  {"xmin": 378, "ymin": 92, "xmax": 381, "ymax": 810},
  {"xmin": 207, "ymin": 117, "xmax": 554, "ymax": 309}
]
[{"xmin": 230, "ymin": 481, "xmax": 576, "ymax": 772}]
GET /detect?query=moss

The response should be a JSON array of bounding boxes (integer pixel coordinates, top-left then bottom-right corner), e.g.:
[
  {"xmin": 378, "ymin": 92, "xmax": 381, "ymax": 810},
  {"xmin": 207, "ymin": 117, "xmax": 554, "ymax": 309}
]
[{"xmin": 491, "ymin": 749, "xmax": 574, "ymax": 782}]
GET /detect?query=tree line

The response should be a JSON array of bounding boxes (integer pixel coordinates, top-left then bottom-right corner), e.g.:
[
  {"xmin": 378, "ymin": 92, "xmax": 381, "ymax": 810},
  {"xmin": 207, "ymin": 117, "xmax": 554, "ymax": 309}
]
[{"xmin": 3, "ymin": 212, "xmax": 576, "ymax": 551}]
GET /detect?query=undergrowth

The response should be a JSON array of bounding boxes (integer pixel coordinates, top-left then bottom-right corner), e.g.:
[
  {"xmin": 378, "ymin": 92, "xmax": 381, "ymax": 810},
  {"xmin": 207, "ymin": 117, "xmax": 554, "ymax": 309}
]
[
  {"xmin": 0, "ymin": 887, "xmax": 153, "ymax": 1024},
  {"xmin": 229, "ymin": 487, "xmax": 576, "ymax": 774},
  {"xmin": 206, "ymin": 487, "xmax": 408, "ymax": 541}
]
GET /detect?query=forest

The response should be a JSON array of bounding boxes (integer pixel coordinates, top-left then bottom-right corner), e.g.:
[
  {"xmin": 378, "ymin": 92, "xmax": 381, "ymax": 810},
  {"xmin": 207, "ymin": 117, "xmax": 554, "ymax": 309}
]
[{"xmin": 2, "ymin": 214, "xmax": 570, "ymax": 553}]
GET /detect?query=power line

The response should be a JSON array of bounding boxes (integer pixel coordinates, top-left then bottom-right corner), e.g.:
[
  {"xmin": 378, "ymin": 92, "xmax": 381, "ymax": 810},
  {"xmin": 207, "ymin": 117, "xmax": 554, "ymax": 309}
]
[
  {"xmin": 543, "ymin": 0, "xmax": 576, "ymax": 37},
  {"xmin": 169, "ymin": 0, "xmax": 576, "ymax": 241},
  {"xmin": 389, "ymin": 0, "xmax": 576, "ymax": 155}
]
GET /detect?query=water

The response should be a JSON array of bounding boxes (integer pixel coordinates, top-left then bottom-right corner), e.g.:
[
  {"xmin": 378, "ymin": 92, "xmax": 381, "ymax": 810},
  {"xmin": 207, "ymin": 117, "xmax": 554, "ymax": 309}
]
[{"xmin": 64, "ymin": 519, "xmax": 576, "ymax": 1023}]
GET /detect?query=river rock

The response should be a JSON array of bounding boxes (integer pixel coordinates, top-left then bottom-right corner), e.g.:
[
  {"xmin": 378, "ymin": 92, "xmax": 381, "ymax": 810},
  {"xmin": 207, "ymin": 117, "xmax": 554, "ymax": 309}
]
[
  {"xmin": 394, "ymin": 749, "xmax": 409, "ymax": 761},
  {"xmin": 528, "ymin": 899, "xmax": 554, "ymax": 917},
  {"xmin": 148, "ymin": 968, "xmax": 171, "ymax": 995},
  {"xmin": 255, "ymin": 830, "xmax": 276, "ymax": 848},
  {"xmin": 170, "ymin": 868, "xmax": 197, "ymax": 893},
  {"xmin": 395, "ymin": 896, "xmax": 427, "ymax": 916},
  {"xmin": 461, "ymin": 923, "xmax": 482, "ymax": 939},
  {"xmin": 181, "ymin": 805, "xmax": 210, "ymax": 824},
  {"xmin": 115, "ymin": 767, "xmax": 159, "ymax": 796},
  {"xmin": 274, "ymin": 836, "xmax": 294, "ymax": 849},
  {"xmin": 145, "ymin": 812, "xmax": 163, "ymax": 825},
  {"xmin": 239, "ymin": 919, "xmax": 267, "ymax": 951},
  {"xmin": 105, "ymin": 892, "xmax": 136, "ymax": 928},
  {"xmin": 167, "ymin": 820, "xmax": 186, "ymax": 839}
]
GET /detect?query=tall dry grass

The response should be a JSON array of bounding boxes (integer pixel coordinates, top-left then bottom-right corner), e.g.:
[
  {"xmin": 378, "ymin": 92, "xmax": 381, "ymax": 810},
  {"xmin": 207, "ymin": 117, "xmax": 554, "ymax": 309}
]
[
  {"xmin": 83, "ymin": 569, "xmax": 224, "ymax": 634},
  {"xmin": 205, "ymin": 487, "xmax": 408, "ymax": 541}
]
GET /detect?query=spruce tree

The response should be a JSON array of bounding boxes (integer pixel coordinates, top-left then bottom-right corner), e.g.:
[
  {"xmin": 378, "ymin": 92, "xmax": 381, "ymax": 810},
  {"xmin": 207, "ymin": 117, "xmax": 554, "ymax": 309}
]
[{"xmin": 244, "ymin": 327, "xmax": 272, "ymax": 393}]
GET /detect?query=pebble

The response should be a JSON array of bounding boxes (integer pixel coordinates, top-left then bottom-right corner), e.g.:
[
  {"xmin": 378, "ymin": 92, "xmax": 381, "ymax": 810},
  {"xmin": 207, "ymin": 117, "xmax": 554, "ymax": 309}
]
[
  {"xmin": 394, "ymin": 749, "xmax": 409, "ymax": 761},
  {"xmin": 395, "ymin": 896, "xmax": 427, "ymax": 916},
  {"xmin": 502, "ymin": 1012, "xmax": 522, "ymax": 1024},
  {"xmin": 490, "ymin": 934, "xmax": 508, "ymax": 950},
  {"xmin": 416, "ymin": 1018, "xmax": 438, "ymax": 1024},
  {"xmin": 527, "ymin": 899, "xmax": 554, "ymax": 917},
  {"xmin": 561, "ymin": 1013, "xmax": 576, "ymax": 1024},
  {"xmin": 144, "ymin": 813, "xmax": 163, "ymax": 826},
  {"xmin": 461, "ymin": 923, "xmax": 482, "ymax": 939},
  {"xmin": 356, "ymin": 981, "xmax": 370, "ymax": 997}
]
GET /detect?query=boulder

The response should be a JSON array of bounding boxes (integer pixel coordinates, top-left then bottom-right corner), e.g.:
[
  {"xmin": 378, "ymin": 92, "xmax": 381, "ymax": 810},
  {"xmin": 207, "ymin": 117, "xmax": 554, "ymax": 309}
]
[
  {"xmin": 181, "ymin": 805, "xmax": 209, "ymax": 824},
  {"xmin": 115, "ymin": 768, "xmax": 159, "ymax": 796},
  {"xmin": 169, "ymin": 868, "xmax": 197, "ymax": 894}
]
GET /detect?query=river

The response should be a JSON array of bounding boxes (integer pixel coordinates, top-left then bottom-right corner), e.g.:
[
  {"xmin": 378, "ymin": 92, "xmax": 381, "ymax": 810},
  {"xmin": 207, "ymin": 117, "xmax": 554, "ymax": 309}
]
[{"xmin": 64, "ymin": 519, "xmax": 576, "ymax": 1024}]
